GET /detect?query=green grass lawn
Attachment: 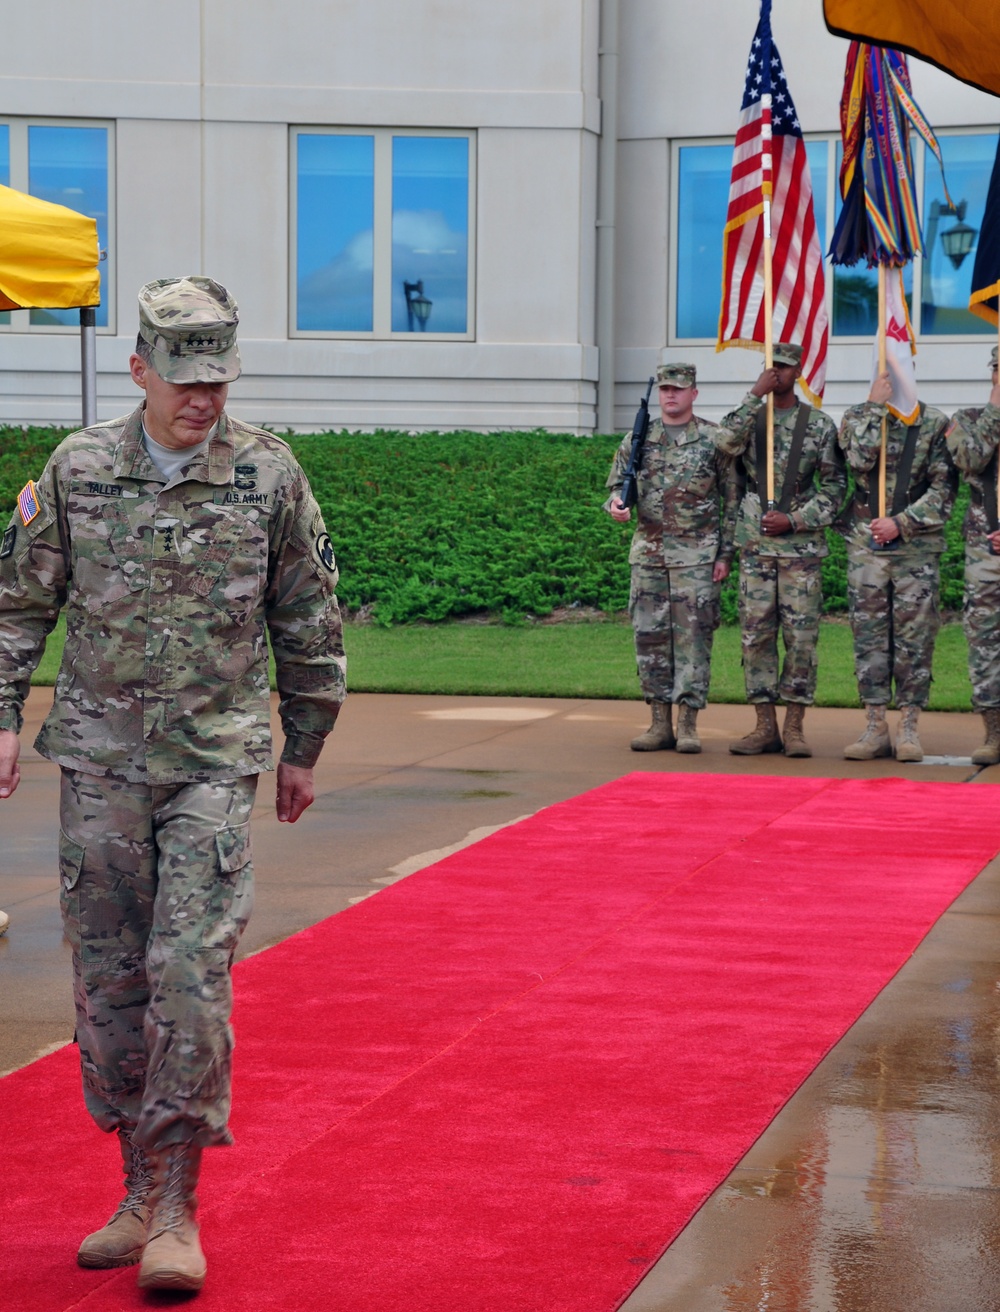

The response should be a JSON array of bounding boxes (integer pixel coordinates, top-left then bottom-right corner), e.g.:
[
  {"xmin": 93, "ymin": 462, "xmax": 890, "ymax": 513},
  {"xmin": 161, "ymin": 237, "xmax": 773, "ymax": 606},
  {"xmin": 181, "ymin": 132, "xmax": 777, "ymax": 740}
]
[{"xmin": 31, "ymin": 615, "xmax": 975, "ymax": 710}]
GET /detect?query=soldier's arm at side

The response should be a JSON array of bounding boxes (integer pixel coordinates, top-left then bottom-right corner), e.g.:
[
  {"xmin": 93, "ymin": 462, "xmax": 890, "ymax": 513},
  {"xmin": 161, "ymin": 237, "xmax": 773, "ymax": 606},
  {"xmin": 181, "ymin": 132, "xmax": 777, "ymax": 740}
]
[
  {"xmin": 265, "ymin": 466, "xmax": 347, "ymax": 817},
  {"xmin": 0, "ymin": 462, "xmax": 69, "ymax": 757},
  {"xmin": 603, "ymin": 434, "xmax": 633, "ymax": 518},
  {"xmin": 716, "ymin": 448, "xmax": 739, "ymax": 571},
  {"xmin": 946, "ymin": 404, "xmax": 1000, "ymax": 475}
]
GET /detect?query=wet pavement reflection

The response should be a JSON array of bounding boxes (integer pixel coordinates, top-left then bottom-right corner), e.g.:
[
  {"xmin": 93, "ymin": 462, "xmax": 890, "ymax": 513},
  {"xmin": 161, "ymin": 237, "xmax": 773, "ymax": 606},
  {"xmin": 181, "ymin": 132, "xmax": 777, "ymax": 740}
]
[{"xmin": 622, "ymin": 858, "xmax": 1000, "ymax": 1312}]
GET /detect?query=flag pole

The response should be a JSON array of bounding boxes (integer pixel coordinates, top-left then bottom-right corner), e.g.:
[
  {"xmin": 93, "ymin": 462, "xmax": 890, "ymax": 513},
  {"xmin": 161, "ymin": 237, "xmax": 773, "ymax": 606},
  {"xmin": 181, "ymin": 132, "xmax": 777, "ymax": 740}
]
[
  {"xmin": 877, "ymin": 263, "xmax": 888, "ymax": 518},
  {"xmin": 762, "ymin": 92, "xmax": 775, "ymax": 509}
]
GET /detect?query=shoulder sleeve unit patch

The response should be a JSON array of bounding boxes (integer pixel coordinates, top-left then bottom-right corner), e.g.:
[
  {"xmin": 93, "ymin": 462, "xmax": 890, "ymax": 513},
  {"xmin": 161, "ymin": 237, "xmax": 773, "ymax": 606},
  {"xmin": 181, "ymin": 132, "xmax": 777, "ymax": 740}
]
[{"xmin": 17, "ymin": 481, "xmax": 40, "ymax": 527}]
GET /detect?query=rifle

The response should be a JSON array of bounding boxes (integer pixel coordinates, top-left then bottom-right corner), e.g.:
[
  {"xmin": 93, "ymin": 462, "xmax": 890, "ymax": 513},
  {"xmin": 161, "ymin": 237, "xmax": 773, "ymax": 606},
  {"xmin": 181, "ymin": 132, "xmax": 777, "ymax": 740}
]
[{"xmin": 619, "ymin": 377, "xmax": 654, "ymax": 510}]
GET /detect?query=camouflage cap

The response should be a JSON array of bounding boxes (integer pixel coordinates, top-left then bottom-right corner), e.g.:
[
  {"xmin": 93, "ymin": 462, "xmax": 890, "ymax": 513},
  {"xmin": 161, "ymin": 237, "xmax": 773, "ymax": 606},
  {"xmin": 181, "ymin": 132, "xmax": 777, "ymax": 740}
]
[
  {"xmin": 137, "ymin": 276, "xmax": 241, "ymax": 384},
  {"xmin": 772, "ymin": 342, "xmax": 803, "ymax": 368},
  {"xmin": 655, "ymin": 362, "xmax": 697, "ymax": 389},
  {"xmin": 990, "ymin": 345, "xmax": 998, "ymax": 371}
]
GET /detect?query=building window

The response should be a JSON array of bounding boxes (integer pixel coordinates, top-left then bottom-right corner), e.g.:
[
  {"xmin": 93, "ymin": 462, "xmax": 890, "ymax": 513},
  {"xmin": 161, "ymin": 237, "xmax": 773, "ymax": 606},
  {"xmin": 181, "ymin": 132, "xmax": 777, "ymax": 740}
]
[
  {"xmin": 291, "ymin": 127, "xmax": 475, "ymax": 339},
  {"xmin": 0, "ymin": 119, "xmax": 112, "ymax": 332},
  {"xmin": 920, "ymin": 131, "xmax": 995, "ymax": 336},
  {"xmin": 672, "ymin": 128, "xmax": 997, "ymax": 343}
]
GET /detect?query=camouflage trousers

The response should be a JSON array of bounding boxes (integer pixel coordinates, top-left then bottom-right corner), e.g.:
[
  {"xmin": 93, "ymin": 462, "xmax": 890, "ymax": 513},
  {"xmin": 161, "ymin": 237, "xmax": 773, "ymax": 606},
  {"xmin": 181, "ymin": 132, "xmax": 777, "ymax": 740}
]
[
  {"xmin": 738, "ymin": 552, "xmax": 823, "ymax": 705},
  {"xmin": 964, "ymin": 539, "xmax": 1000, "ymax": 708},
  {"xmin": 846, "ymin": 546, "xmax": 940, "ymax": 707},
  {"xmin": 629, "ymin": 562, "xmax": 720, "ymax": 708},
  {"xmin": 58, "ymin": 768, "xmax": 257, "ymax": 1150}
]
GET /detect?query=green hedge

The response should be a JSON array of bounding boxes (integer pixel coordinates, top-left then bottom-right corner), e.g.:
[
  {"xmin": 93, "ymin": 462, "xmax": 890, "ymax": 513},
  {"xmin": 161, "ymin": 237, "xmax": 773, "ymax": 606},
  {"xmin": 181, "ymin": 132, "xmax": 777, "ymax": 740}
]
[{"xmin": 0, "ymin": 425, "xmax": 969, "ymax": 625}]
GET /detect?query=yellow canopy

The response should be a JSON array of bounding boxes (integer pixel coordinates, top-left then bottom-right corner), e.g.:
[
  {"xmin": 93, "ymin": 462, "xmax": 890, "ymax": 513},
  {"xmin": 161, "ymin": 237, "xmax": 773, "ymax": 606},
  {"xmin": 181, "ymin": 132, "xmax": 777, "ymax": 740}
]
[
  {"xmin": 824, "ymin": 0, "xmax": 1000, "ymax": 98},
  {"xmin": 0, "ymin": 182, "xmax": 100, "ymax": 311}
]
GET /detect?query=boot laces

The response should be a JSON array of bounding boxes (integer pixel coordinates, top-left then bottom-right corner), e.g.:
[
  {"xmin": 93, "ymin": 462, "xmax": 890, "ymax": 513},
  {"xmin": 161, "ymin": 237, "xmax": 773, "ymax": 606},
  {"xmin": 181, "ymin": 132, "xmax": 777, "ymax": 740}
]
[
  {"xmin": 112, "ymin": 1134, "xmax": 152, "ymax": 1220},
  {"xmin": 153, "ymin": 1149, "xmax": 194, "ymax": 1234}
]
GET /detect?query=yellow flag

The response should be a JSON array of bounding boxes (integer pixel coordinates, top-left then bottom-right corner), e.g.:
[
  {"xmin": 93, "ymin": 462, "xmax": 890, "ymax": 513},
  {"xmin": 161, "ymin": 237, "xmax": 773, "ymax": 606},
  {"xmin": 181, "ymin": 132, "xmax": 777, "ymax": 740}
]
[
  {"xmin": 0, "ymin": 184, "xmax": 100, "ymax": 311},
  {"xmin": 824, "ymin": 0, "xmax": 1000, "ymax": 97}
]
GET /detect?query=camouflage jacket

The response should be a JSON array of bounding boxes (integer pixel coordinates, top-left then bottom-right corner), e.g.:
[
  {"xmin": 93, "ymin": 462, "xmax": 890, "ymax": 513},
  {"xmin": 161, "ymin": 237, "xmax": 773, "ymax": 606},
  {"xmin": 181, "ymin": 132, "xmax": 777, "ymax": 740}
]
[
  {"xmin": 946, "ymin": 403, "xmax": 1000, "ymax": 539},
  {"xmin": 837, "ymin": 401, "xmax": 957, "ymax": 555},
  {"xmin": 0, "ymin": 405, "xmax": 346, "ymax": 784},
  {"xmin": 715, "ymin": 393, "xmax": 846, "ymax": 559},
  {"xmin": 605, "ymin": 417, "xmax": 738, "ymax": 568}
]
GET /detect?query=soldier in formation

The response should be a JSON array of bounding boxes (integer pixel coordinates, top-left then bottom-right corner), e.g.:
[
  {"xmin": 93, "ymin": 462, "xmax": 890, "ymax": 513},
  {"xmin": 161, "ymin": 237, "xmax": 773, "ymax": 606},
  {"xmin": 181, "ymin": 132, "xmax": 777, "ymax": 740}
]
[
  {"xmin": 605, "ymin": 362, "xmax": 738, "ymax": 754},
  {"xmin": 0, "ymin": 277, "xmax": 346, "ymax": 1293},
  {"xmin": 715, "ymin": 343, "xmax": 846, "ymax": 758},
  {"xmin": 836, "ymin": 372, "xmax": 956, "ymax": 762},
  {"xmin": 946, "ymin": 345, "xmax": 1000, "ymax": 765}
]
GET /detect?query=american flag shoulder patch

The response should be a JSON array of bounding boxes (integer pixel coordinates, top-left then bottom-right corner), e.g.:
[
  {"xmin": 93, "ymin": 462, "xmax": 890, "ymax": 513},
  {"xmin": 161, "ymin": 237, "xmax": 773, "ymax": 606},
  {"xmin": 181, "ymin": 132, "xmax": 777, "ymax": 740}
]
[{"xmin": 17, "ymin": 481, "xmax": 40, "ymax": 527}]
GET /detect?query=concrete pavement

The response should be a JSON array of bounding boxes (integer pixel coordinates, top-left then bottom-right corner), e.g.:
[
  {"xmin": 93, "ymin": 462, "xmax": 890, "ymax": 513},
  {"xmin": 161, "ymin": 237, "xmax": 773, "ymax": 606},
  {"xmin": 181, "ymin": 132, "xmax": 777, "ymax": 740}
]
[{"xmin": 3, "ymin": 688, "xmax": 1000, "ymax": 1310}]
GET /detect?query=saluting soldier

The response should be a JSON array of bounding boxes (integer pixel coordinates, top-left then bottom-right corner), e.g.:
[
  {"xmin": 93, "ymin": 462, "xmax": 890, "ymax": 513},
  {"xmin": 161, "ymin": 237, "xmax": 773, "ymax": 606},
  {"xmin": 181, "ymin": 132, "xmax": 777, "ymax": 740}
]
[
  {"xmin": 946, "ymin": 345, "xmax": 1000, "ymax": 765},
  {"xmin": 605, "ymin": 362, "xmax": 738, "ymax": 754},
  {"xmin": 715, "ymin": 343, "xmax": 846, "ymax": 757},
  {"xmin": 838, "ymin": 372, "xmax": 956, "ymax": 762},
  {"xmin": 0, "ymin": 277, "xmax": 346, "ymax": 1292}
]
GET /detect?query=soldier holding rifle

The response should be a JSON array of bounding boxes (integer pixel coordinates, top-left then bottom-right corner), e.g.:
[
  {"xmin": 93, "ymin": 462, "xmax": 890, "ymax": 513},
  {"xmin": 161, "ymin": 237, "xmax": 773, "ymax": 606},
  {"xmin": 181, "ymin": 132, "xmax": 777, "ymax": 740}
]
[
  {"xmin": 714, "ymin": 343, "xmax": 846, "ymax": 758},
  {"xmin": 838, "ymin": 371, "xmax": 955, "ymax": 762},
  {"xmin": 605, "ymin": 362, "xmax": 738, "ymax": 754},
  {"xmin": 946, "ymin": 344, "xmax": 1000, "ymax": 765}
]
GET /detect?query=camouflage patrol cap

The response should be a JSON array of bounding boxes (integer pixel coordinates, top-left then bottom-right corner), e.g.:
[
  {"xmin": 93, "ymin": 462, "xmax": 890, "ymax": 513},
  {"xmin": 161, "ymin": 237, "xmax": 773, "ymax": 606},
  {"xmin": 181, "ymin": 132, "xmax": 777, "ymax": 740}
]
[
  {"xmin": 772, "ymin": 342, "xmax": 803, "ymax": 368},
  {"xmin": 990, "ymin": 345, "xmax": 998, "ymax": 371},
  {"xmin": 137, "ymin": 276, "xmax": 241, "ymax": 384},
  {"xmin": 655, "ymin": 362, "xmax": 697, "ymax": 389}
]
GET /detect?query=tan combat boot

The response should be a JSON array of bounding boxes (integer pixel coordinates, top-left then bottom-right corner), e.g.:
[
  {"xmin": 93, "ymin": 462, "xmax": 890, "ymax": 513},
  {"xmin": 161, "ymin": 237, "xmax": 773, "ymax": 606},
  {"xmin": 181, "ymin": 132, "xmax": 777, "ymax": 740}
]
[
  {"xmin": 630, "ymin": 701, "xmax": 675, "ymax": 751},
  {"xmin": 972, "ymin": 708, "xmax": 1000, "ymax": 766},
  {"xmin": 675, "ymin": 704, "xmax": 701, "ymax": 754},
  {"xmin": 895, "ymin": 705, "xmax": 923, "ymax": 763},
  {"xmin": 137, "ymin": 1142, "xmax": 207, "ymax": 1292},
  {"xmin": 729, "ymin": 704, "xmax": 782, "ymax": 755},
  {"xmin": 782, "ymin": 703, "xmax": 812, "ymax": 758},
  {"xmin": 77, "ymin": 1127, "xmax": 152, "ymax": 1268},
  {"xmin": 843, "ymin": 705, "xmax": 891, "ymax": 760}
]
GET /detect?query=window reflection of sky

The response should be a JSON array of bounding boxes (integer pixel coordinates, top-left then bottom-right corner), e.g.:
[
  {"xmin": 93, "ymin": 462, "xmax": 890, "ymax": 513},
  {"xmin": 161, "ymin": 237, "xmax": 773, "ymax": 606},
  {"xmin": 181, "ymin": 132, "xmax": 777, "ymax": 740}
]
[
  {"xmin": 296, "ymin": 132, "xmax": 469, "ymax": 334},
  {"xmin": 922, "ymin": 133, "xmax": 995, "ymax": 336},
  {"xmin": 28, "ymin": 126, "xmax": 108, "ymax": 327},
  {"xmin": 391, "ymin": 136, "xmax": 468, "ymax": 333},
  {"xmin": 297, "ymin": 134, "xmax": 374, "ymax": 332}
]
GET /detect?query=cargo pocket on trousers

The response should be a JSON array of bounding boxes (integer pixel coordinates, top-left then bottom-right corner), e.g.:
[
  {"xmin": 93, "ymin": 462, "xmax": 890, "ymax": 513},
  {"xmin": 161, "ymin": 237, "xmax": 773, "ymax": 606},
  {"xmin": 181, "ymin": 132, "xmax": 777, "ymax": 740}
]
[
  {"xmin": 58, "ymin": 831, "xmax": 86, "ymax": 951},
  {"xmin": 215, "ymin": 820, "xmax": 252, "ymax": 878}
]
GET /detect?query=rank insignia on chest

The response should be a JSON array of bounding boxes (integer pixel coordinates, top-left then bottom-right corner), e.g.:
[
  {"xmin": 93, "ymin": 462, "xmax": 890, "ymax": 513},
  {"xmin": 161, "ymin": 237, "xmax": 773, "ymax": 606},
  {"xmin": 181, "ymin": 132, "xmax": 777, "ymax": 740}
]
[{"xmin": 17, "ymin": 480, "xmax": 40, "ymax": 526}]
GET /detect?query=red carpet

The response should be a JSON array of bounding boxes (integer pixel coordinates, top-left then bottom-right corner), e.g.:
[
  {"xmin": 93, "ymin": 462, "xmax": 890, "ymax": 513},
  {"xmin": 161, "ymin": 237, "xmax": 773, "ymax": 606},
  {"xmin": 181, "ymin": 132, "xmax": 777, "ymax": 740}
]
[{"xmin": 3, "ymin": 774, "xmax": 1000, "ymax": 1311}]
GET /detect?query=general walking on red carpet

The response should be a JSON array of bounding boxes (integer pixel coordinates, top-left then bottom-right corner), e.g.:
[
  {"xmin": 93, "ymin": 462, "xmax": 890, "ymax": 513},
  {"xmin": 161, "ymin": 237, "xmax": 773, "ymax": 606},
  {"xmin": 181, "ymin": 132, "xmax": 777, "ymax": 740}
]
[{"xmin": 0, "ymin": 276, "xmax": 346, "ymax": 1293}]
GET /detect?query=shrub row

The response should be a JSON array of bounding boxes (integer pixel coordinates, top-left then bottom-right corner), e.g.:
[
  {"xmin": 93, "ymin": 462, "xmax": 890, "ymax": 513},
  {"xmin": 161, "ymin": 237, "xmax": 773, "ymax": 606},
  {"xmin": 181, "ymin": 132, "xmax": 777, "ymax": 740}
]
[{"xmin": 0, "ymin": 425, "xmax": 969, "ymax": 625}]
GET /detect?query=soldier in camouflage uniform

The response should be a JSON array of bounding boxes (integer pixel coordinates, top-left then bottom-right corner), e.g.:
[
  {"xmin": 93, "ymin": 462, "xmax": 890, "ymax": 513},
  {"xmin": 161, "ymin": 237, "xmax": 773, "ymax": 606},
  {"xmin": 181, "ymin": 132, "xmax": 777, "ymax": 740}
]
[
  {"xmin": 0, "ymin": 277, "xmax": 346, "ymax": 1293},
  {"xmin": 715, "ymin": 343, "xmax": 846, "ymax": 757},
  {"xmin": 838, "ymin": 371, "xmax": 956, "ymax": 762},
  {"xmin": 606, "ymin": 362, "xmax": 738, "ymax": 753},
  {"xmin": 946, "ymin": 345, "xmax": 1000, "ymax": 765}
]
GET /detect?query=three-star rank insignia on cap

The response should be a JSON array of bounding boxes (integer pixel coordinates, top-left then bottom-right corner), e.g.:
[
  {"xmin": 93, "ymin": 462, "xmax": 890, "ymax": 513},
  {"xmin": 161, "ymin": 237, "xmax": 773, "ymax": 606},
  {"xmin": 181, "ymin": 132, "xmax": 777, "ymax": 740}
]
[
  {"xmin": 316, "ymin": 533, "xmax": 336, "ymax": 572},
  {"xmin": 17, "ymin": 481, "xmax": 40, "ymax": 526}
]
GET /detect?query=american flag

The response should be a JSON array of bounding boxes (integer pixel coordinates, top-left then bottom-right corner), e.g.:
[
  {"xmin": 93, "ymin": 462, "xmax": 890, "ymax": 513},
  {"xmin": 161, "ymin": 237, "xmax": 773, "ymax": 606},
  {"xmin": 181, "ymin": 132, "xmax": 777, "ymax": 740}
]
[
  {"xmin": 17, "ymin": 480, "xmax": 39, "ymax": 526},
  {"xmin": 717, "ymin": 0, "xmax": 828, "ymax": 405}
]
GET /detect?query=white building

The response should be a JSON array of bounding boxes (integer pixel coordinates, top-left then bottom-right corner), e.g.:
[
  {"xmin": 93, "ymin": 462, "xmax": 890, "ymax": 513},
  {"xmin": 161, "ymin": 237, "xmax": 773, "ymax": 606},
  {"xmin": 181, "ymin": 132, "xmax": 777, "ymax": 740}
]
[{"xmin": 1, "ymin": 0, "xmax": 997, "ymax": 432}]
